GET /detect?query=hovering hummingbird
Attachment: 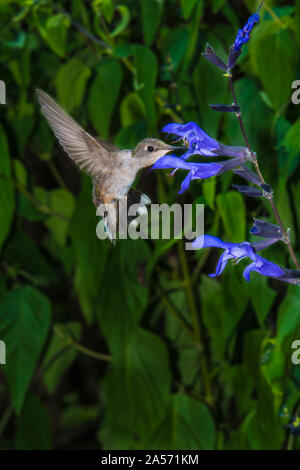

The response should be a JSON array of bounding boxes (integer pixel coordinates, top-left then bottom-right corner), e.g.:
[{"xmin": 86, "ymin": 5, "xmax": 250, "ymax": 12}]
[{"xmin": 36, "ymin": 89, "xmax": 182, "ymax": 240}]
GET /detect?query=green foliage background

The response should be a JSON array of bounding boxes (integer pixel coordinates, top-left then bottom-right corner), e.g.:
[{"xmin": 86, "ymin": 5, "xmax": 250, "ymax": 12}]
[{"xmin": 0, "ymin": 0, "xmax": 300, "ymax": 450}]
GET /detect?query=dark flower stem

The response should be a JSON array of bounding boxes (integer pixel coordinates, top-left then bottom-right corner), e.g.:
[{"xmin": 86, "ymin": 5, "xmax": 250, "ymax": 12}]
[{"xmin": 228, "ymin": 76, "xmax": 300, "ymax": 270}]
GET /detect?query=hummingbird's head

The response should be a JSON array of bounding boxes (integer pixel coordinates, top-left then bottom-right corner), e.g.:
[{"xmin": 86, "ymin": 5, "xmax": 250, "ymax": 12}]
[{"xmin": 132, "ymin": 138, "xmax": 184, "ymax": 168}]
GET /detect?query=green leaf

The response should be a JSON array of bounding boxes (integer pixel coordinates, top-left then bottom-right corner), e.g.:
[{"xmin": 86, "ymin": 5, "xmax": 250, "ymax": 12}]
[
  {"xmin": 280, "ymin": 118, "xmax": 300, "ymax": 178},
  {"xmin": 13, "ymin": 159, "xmax": 27, "ymax": 186},
  {"xmin": 277, "ymin": 289, "xmax": 300, "ymax": 346},
  {"xmin": 250, "ymin": 21, "xmax": 297, "ymax": 110},
  {"xmin": 180, "ymin": 0, "xmax": 199, "ymax": 20},
  {"xmin": 88, "ymin": 58, "xmax": 123, "ymax": 139},
  {"xmin": 296, "ymin": 0, "xmax": 300, "ymax": 48},
  {"xmin": 133, "ymin": 45, "xmax": 158, "ymax": 129},
  {"xmin": 4, "ymin": 230, "xmax": 57, "ymax": 286},
  {"xmin": 140, "ymin": 0, "xmax": 164, "ymax": 45},
  {"xmin": 110, "ymin": 5, "xmax": 130, "ymax": 38},
  {"xmin": 226, "ymin": 77, "xmax": 271, "ymax": 150},
  {"xmin": 6, "ymin": 103, "xmax": 35, "ymax": 157},
  {"xmin": 217, "ymin": 191, "xmax": 246, "ymax": 242},
  {"xmin": 15, "ymin": 395, "xmax": 51, "ymax": 450},
  {"xmin": 203, "ymin": 177, "xmax": 216, "ymax": 209},
  {"xmin": 45, "ymin": 188, "xmax": 75, "ymax": 246},
  {"xmin": 99, "ymin": 328, "xmax": 171, "ymax": 449},
  {"xmin": 97, "ymin": 239, "xmax": 150, "ymax": 355},
  {"xmin": 193, "ymin": 37, "xmax": 230, "ymax": 136},
  {"xmin": 56, "ymin": 58, "xmax": 91, "ymax": 112},
  {"xmin": 200, "ymin": 275, "xmax": 246, "ymax": 362},
  {"xmin": 34, "ymin": 12, "xmax": 70, "ymax": 58},
  {"xmin": 148, "ymin": 393, "xmax": 215, "ymax": 450},
  {"xmin": 42, "ymin": 322, "xmax": 82, "ymax": 395},
  {"xmin": 161, "ymin": 28, "xmax": 189, "ymax": 75},
  {"xmin": 70, "ymin": 176, "xmax": 109, "ymax": 324},
  {"xmin": 120, "ymin": 92, "xmax": 145, "ymax": 127},
  {"xmin": 0, "ymin": 286, "xmax": 51, "ymax": 413},
  {"xmin": 246, "ymin": 377, "xmax": 284, "ymax": 450},
  {"xmin": 0, "ymin": 125, "xmax": 15, "ymax": 252},
  {"xmin": 248, "ymin": 275, "xmax": 276, "ymax": 326}
]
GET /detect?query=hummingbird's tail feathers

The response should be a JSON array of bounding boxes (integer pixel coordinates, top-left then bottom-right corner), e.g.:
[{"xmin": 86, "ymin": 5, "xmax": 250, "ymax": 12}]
[
  {"xmin": 36, "ymin": 89, "xmax": 110, "ymax": 177},
  {"xmin": 103, "ymin": 202, "xmax": 117, "ymax": 243}
]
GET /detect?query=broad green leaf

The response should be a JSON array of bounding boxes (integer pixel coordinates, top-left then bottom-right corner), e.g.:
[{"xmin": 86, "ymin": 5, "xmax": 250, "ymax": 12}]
[
  {"xmin": 180, "ymin": 0, "xmax": 199, "ymax": 19},
  {"xmin": 133, "ymin": 45, "xmax": 158, "ymax": 129},
  {"xmin": 4, "ymin": 230, "xmax": 57, "ymax": 286},
  {"xmin": 99, "ymin": 328, "xmax": 171, "ymax": 449},
  {"xmin": 140, "ymin": 0, "xmax": 164, "ymax": 45},
  {"xmin": 296, "ymin": 0, "xmax": 300, "ymax": 48},
  {"xmin": 162, "ymin": 279, "xmax": 196, "ymax": 387},
  {"xmin": 115, "ymin": 121, "xmax": 147, "ymax": 148},
  {"xmin": 88, "ymin": 58, "xmax": 123, "ymax": 139},
  {"xmin": 13, "ymin": 159, "xmax": 27, "ymax": 186},
  {"xmin": 15, "ymin": 395, "xmax": 51, "ymax": 450},
  {"xmin": 280, "ymin": 118, "xmax": 300, "ymax": 178},
  {"xmin": 6, "ymin": 103, "xmax": 35, "ymax": 157},
  {"xmin": 34, "ymin": 12, "xmax": 70, "ymax": 58},
  {"xmin": 200, "ymin": 275, "xmax": 245, "ymax": 362},
  {"xmin": 217, "ymin": 191, "xmax": 246, "ymax": 242},
  {"xmin": 250, "ymin": 21, "xmax": 297, "ymax": 110},
  {"xmin": 45, "ymin": 188, "xmax": 75, "ymax": 246},
  {"xmin": 161, "ymin": 28, "xmax": 189, "ymax": 75},
  {"xmin": 97, "ymin": 239, "xmax": 150, "ymax": 355},
  {"xmin": 248, "ymin": 274, "xmax": 276, "ymax": 325},
  {"xmin": 226, "ymin": 77, "xmax": 271, "ymax": 150},
  {"xmin": 0, "ymin": 125, "xmax": 15, "ymax": 252},
  {"xmin": 246, "ymin": 377, "xmax": 284, "ymax": 450},
  {"xmin": 211, "ymin": 0, "xmax": 226, "ymax": 13},
  {"xmin": 120, "ymin": 92, "xmax": 145, "ymax": 127},
  {"xmin": 70, "ymin": 176, "xmax": 109, "ymax": 324},
  {"xmin": 243, "ymin": 329, "xmax": 267, "ymax": 382},
  {"xmin": 202, "ymin": 177, "xmax": 216, "ymax": 209},
  {"xmin": 0, "ymin": 286, "xmax": 51, "ymax": 413},
  {"xmin": 277, "ymin": 289, "xmax": 300, "ymax": 346},
  {"xmin": 148, "ymin": 393, "xmax": 215, "ymax": 450},
  {"xmin": 56, "ymin": 58, "xmax": 91, "ymax": 112},
  {"xmin": 193, "ymin": 48, "xmax": 230, "ymax": 136},
  {"xmin": 42, "ymin": 322, "xmax": 82, "ymax": 395}
]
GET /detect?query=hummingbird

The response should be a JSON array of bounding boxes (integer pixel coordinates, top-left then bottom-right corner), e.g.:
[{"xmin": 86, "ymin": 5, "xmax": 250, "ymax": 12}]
[{"xmin": 36, "ymin": 89, "xmax": 182, "ymax": 240}]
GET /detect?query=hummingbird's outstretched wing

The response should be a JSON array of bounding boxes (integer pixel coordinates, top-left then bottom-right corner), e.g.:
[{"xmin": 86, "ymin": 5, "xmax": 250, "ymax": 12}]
[{"xmin": 36, "ymin": 89, "xmax": 118, "ymax": 177}]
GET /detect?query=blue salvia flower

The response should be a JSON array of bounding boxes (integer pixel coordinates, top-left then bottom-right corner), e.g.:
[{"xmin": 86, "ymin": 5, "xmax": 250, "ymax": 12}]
[
  {"xmin": 162, "ymin": 122, "xmax": 249, "ymax": 160},
  {"xmin": 228, "ymin": 2, "xmax": 263, "ymax": 69},
  {"xmin": 192, "ymin": 235, "xmax": 285, "ymax": 281},
  {"xmin": 251, "ymin": 219, "xmax": 283, "ymax": 240},
  {"xmin": 152, "ymin": 155, "xmax": 247, "ymax": 194},
  {"xmin": 234, "ymin": 3, "xmax": 262, "ymax": 52}
]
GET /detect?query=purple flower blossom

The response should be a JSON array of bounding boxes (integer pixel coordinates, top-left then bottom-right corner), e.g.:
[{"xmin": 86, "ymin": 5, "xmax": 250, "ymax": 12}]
[
  {"xmin": 228, "ymin": 2, "xmax": 263, "ymax": 69},
  {"xmin": 152, "ymin": 155, "xmax": 246, "ymax": 194},
  {"xmin": 162, "ymin": 122, "xmax": 248, "ymax": 160},
  {"xmin": 251, "ymin": 219, "xmax": 283, "ymax": 240},
  {"xmin": 192, "ymin": 235, "xmax": 285, "ymax": 281},
  {"xmin": 234, "ymin": 3, "xmax": 262, "ymax": 52}
]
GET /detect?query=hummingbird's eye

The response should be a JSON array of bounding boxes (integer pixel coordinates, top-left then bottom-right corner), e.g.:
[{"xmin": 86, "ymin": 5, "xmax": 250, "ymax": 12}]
[{"xmin": 147, "ymin": 145, "xmax": 154, "ymax": 153}]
